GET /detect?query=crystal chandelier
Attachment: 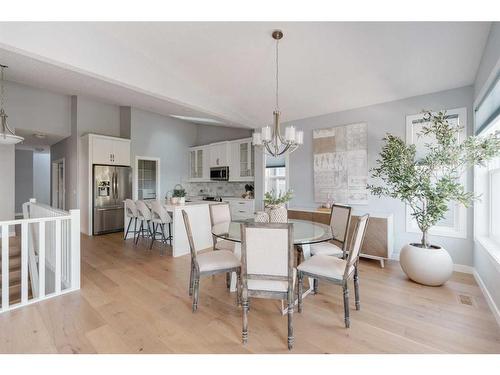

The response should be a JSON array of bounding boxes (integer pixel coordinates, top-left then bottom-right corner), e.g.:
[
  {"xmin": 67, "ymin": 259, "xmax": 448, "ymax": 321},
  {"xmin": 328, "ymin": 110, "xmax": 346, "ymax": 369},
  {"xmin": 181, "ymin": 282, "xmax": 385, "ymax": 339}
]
[
  {"xmin": 252, "ymin": 30, "xmax": 303, "ymax": 156},
  {"xmin": 0, "ymin": 64, "xmax": 24, "ymax": 145}
]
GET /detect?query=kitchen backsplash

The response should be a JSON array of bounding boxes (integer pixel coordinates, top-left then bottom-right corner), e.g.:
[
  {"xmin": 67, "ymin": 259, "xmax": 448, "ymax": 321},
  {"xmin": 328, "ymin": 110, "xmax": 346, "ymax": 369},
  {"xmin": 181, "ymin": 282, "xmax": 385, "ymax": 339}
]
[{"xmin": 185, "ymin": 181, "xmax": 254, "ymax": 198}]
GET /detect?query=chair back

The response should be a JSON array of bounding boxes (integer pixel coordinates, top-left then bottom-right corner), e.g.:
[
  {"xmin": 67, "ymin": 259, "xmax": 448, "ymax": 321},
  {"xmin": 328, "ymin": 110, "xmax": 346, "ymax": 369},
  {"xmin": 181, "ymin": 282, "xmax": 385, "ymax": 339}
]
[
  {"xmin": 210, "ymin": 203, "xmax": 231, "ymax": 226},
  {"xmin": 329, "ymin": 204, "xmax": 352, "ymax": 245},
  {"xmin": 125, "ymin": 199, "xmax": 138, "ymax": 218},
  {"xmin": 344, "ymin": 214, "xmax": 370, "ymax": 279},
  {"xmin": 240, "ymin": 223, "xmax": 294, "ymax": 294},
  {"xmin": 151, "ymin": 200, "xmax": 171, "ymax": 223},
  {"xmin": 136, "ymin": 200, "xmax": 152, "ymax": 221},
  {"xmin": 182, "ymin": 210, "xmax": 198, "ymax": 265}
]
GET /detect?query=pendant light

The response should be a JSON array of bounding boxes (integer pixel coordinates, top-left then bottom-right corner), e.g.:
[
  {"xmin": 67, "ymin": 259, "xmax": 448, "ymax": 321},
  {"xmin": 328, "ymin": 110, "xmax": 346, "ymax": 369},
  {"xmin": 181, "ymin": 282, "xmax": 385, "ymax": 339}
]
[
  {"xmin": 252, "ymin": 30, "xmax": 303, "ymax": 156},
  {"xmin": 0, "ymin": 64, "xmax": 24, "ymax": 145}
]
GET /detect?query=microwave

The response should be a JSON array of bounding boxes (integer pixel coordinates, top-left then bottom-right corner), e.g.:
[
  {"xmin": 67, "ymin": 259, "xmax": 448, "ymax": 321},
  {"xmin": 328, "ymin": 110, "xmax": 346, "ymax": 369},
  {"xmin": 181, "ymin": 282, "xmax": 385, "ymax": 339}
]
[{"xmin": 210, "ymin": 166, "xmax": 229, "ymax": 181}]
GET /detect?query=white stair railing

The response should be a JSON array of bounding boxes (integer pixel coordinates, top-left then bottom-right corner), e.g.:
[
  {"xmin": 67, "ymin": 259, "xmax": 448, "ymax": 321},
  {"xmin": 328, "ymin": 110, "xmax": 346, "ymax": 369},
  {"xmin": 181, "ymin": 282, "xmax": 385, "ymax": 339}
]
[{"xmin": 0, "ymin": 199, "xmax": 80, "ymax": 313}]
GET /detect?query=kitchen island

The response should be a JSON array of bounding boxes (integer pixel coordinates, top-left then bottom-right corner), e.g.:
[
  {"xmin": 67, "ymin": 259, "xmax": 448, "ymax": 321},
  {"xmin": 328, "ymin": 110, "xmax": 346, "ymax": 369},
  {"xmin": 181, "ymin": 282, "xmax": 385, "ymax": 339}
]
[{"xmin": 124, "ymin": 201, "xmax": 217, "ymax": 257}]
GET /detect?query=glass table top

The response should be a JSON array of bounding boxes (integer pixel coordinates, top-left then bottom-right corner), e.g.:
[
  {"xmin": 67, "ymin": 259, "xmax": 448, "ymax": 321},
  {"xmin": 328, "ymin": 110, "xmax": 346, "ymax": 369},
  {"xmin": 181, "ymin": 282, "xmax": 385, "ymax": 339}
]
[{"xmin": 211, "ymin": 219, "xmax": 333, "ymax": 245}]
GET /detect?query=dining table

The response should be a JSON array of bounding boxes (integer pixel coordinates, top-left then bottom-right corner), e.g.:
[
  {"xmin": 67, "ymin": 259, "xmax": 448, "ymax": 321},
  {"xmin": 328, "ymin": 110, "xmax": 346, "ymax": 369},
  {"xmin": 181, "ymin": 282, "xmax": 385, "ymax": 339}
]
[{"xmin": 212, "ymin": 218, "xmax": 334, "ymax": 314}]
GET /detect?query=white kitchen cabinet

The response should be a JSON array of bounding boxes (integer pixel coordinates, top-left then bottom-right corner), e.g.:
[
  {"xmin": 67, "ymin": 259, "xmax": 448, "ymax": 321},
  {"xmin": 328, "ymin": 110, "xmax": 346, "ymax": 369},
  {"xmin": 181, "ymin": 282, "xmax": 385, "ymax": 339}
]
[
  {"xmin": 209, "ymin": 142, "xmax": 229, "ymax": 167},
  {"xmin": 229, "ymin": 138, "xmax": 254, "ymax": 181},
  {"xmin": 223, "ymin": 198, "xmax": 255, "ymax": 220},
  {"xmin": 90, "ymin": 134, "xmax": 131, "ymax": 166},
  {"xmin": 188, "ymin": 146, "xmax": 209, "ymax": 181}
]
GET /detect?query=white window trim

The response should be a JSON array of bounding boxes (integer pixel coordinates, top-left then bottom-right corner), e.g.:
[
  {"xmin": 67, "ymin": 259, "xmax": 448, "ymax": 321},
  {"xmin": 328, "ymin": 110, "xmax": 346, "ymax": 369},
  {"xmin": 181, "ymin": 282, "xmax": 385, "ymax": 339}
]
[
  {"xmin": 405, "ymin": 107, "xmax": 468, "ymax": 239},
  {"xmin": 134, "ymin": 156, "xmax": 161, "ymax": 201},
  {"xmin": 488, "ymin": 168, "xmax": 500, "ymax": 245}
]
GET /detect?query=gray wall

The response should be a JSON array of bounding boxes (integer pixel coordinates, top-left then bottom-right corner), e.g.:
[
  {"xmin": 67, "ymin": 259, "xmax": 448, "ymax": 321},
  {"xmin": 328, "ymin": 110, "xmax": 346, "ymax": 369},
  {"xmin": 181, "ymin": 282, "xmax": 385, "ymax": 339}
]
[
  {"xmin": 5, "ymin": 80, "xmax": 71, "ymax": 138},
  {"xmin": 255, "ymin": 85, "xmax": 475, "ymax": 266},
  {"xmin": 473, "ymin": 21, "xmax": 500, "ymax": 317},
  {"xmin": 0, "ymin": 145, "xmax": 15, "ymax": 226},
  {"xmin": 130, "ymin": 108, "xmax": 198, "ymax": 200},
  {"xmin": 195, "ymin": 124, "xmax": 252, "ymax": 145},
  {"xmin": 14, "ymin": 149, "xmax": 33, "ymax": 214},
  {"xmin": 33, "ymin": 152, "xmax": 50, "ymax": 205}
]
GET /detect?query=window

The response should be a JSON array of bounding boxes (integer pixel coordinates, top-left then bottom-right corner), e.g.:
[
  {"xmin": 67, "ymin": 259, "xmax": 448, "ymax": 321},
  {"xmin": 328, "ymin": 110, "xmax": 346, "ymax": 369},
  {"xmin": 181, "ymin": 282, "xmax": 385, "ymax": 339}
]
[
  {"xmin": 475, "ymin": 115, "xmax": 500, "ymax": 253},
  {"xmin": 405, "ymin": 107, "xmax": 468, "ymax": 238},
  {"xmin": 265, "ymin": 167, "xmax": 286, "ymax": 195}
]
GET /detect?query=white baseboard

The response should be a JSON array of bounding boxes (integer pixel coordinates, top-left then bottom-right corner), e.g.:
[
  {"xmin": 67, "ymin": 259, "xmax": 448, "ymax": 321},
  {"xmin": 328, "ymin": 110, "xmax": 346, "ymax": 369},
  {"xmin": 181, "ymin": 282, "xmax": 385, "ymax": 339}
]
[
  {"xmin": 473, "ymin": 269, "xmax": 500, "ymax": 326},
  {"xmin": 453, "ymin": 264, "xmax": 474, "ymax": 274}
]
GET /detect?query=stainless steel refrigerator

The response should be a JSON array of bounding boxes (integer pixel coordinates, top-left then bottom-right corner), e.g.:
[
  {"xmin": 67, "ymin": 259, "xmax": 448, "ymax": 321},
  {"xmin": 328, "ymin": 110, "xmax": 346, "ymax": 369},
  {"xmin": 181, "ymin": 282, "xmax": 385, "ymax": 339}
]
[{"xmin": 93, "ymin": 165, "xmax": 132, "ymax": 235}]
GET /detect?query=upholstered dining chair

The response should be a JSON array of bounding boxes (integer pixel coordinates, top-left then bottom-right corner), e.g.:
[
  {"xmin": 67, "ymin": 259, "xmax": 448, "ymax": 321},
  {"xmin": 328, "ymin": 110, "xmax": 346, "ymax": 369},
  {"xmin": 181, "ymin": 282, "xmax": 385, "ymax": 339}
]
[
  {"xmin": 182, "ymin": 210, "xmax": 241, "ymax": 312},
  {"xmin": 124, "ymin": 199, "xmax": 138, "ymax": 240},
  {"xmin": 298, "ymin": 204, "xmax": 352, "ymax": 293},
  {"xmin": 135, "ymin": 200, "xmax": 153, "ymax": 245},
  {"xmin": 150, "ymin": 200, "xmax": 173, "ymax": 254},
  {"xmin": 209, "ymin": 203, "xmax": 235, "ymax": 251},
  {"xmin": 240, "ymin": 222, "xmax": 295, "ymax": 350},
  {"xmin": 297, "ymin": 214, "xmax": 369, "ymax": 328}
]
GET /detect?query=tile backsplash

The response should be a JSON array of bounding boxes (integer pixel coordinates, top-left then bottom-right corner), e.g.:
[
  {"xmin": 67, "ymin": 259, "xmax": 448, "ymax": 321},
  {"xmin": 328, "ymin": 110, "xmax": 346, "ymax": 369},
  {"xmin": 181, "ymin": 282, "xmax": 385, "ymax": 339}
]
[{"xmin": 185, "ymin": 182, "xmax": 254, "ymax": 198}]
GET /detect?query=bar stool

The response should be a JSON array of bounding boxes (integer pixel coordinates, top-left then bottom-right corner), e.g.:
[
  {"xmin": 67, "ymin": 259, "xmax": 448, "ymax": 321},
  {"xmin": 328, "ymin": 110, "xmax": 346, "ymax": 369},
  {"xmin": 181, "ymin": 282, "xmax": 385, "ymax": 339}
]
[
  {"xmin": 124, "ymin": 199, "xmax": 139, "ymax": 241},
  {"xmin": 150, "ymin": 200, "xmax": 173, "ymax": 254},
  {"xmin": 135, "ymin": 200, "xmax": 153, "ymax": 245}
]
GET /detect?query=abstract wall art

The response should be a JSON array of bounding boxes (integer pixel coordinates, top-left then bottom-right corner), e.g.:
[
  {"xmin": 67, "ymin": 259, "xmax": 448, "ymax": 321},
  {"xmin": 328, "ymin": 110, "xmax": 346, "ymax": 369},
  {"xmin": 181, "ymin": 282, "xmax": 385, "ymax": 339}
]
[{"xmin": 313, "ymin": 122, "xmax": 368, "ymax": 205}]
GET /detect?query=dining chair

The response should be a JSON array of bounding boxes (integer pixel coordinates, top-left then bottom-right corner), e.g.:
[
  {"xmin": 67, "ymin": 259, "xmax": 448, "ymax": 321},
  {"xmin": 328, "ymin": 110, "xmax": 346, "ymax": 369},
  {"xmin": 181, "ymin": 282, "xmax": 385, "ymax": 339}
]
[
  {"xmin": 135, "ymin": 200, "xmax": 153, "ymax": 245},
  {"xmin": 240, "ymin": 222, "xmax": 295, "ymax": 350},
  {"xmin": 182, "ymin": 210, "xmax": 241, "ymax": 312},
  {"xmin": 297, "ymin": 214, "xmax": 369, "ymax": 328},
  {"xmin": 209, "ymin": 203, "xmax": 235, "ymax": 251},
  {"xmin": 299, "ymin": 204, "xmax": 352, "ymax": 293},
  {"xmin": 124, "ymin": 199, "xmax": 138, "ymax": 240},
  {"xmin": 150, "ymin": 200, "xmax": 173, "ymax": 254}
]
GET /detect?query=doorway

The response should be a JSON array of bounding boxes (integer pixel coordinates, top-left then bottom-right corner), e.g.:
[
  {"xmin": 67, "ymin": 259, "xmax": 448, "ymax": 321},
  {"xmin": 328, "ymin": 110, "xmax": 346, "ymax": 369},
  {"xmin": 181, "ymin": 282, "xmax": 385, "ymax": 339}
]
[{"xmin": 51, "ymin": 158, "xmax": 65, "ymax": 210}]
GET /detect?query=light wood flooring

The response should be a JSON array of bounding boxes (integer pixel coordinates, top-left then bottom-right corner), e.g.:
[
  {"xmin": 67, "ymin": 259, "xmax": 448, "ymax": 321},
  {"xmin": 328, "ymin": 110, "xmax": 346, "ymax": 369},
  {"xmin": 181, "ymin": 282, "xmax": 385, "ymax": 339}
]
[{"xmin": 1, "ymin": 232, "xmax": 499, "ymax": 353}]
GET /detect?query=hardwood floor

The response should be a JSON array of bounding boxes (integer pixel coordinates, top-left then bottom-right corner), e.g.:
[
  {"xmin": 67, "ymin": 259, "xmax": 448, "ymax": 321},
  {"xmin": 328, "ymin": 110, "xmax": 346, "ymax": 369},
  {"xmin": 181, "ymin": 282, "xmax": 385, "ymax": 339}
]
[{"xmin": 1, "ymin": 232, "xmax": 499, "ymax": 353}]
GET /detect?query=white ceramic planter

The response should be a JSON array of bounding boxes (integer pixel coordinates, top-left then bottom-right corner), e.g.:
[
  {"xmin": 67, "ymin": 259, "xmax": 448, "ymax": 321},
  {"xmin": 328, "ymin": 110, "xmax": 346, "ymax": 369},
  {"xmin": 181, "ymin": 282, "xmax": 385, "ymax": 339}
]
[
  {"xmin": 399, "ymin": 243, "xmax": 453, "ymax": 286},
  {"xmin": 266, "ymin": 205, "xmax": 288, "ymax": 223}
]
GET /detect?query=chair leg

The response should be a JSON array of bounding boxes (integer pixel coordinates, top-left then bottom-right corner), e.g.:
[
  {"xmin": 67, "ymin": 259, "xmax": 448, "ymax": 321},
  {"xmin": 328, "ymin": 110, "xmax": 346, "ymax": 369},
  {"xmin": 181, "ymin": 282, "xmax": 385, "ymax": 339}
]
[
  {"xmin": 124, "ymin": 217, "xmax": 132, "ymax": 240},
  {"xmin": 192, "ymin": 274, "xmax": 200, "ymax": 312},
  {"xmin": 135, "ymin": 222, "xmax": 143, "ymax": 245},
  {"xmin": 149, "ymin": 223, "xmax": 156, "ymax": 250},
  {"xmin": 313, "ymin": 278, "xmax": 319, "ymax": 294},
  {"xmin": 298, "ymin": 272, "xmax": 304, "ymax": 313},
  {"xmin": 236, "ymin": 270, "xmax": 241, "ymax": 306},
  {"xmin": 242, "ymin": 289, "xmax": 249, "ymax": 344},
  {"xmin": 287, "ymin": 297, "xmax": 294, "ymax": 350},
  {"xmin": 343, "ymin": 283, "xmax": 350, "ymax": 328},
  {"xmin": 226, "ymin": 272, "xmax": 231, "ymax": 289},
  {"xmin": 354, "ymin": 266, "xmax": 360, "ymax": 311},
  {"xmin": 189, "ymin": 261, "xmax": 194, "ymax": 296},
  {"xmin": 132, "ymin": 218, "xmax": 137, "ymax": 242}
]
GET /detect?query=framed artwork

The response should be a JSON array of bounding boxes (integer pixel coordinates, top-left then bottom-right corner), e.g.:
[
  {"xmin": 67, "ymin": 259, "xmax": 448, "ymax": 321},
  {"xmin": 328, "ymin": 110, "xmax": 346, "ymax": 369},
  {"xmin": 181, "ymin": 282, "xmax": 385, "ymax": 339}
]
[
  {"xmin": 313, "ymin": 122, "xmax": 368, "ymax": 205},
  {"xmin": 405, "ymin": 107, "xmax": 467, "ymax": 239}
]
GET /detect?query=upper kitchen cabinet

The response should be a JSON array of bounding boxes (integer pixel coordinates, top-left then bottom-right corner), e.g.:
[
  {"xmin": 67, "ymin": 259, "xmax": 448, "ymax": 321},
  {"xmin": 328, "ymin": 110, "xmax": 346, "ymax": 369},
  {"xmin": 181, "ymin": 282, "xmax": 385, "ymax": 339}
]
[
  {"xmin": 188, "ymin": 146, "xmax": 209, "ymax": 181},
  {"xmin": 209, "ymin": 142, "xmax": 229, "ymax": 167},
  {"xmin": 89, "ymin": 134, "xmax": 131, "ymax": 166},
  {"xmin": 229, "ymin": 138, "xmax": 255, "ymax": 181}
]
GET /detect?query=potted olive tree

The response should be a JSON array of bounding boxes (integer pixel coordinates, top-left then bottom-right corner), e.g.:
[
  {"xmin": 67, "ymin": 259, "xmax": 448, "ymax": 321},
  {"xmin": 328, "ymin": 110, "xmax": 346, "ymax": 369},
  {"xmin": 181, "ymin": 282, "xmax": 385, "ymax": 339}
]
[{"xmin": 368, "ymin": 111, "xmax": 500, "ymax": 286}]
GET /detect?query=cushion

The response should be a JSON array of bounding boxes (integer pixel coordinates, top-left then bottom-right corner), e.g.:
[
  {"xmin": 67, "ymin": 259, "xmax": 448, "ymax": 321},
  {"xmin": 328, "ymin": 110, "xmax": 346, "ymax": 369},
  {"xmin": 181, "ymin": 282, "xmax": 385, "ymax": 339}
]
[
  {"xmin": 310, "ymin": 242, "xmax": 343, "ymax": 257},
  {"xmin": 215, "ymin": 239, "xmax": 235, "ymax": 251},
  {"xmin": 297, "ymin": 255, "xmax": 347, "ymax": 280},
  {"xmin": 248, "ymin": 269, "xmax": 297, "ymax": 293},
  {"xmin": 197, "ymin": 250, "xmax": 240, "ymax": 273}
]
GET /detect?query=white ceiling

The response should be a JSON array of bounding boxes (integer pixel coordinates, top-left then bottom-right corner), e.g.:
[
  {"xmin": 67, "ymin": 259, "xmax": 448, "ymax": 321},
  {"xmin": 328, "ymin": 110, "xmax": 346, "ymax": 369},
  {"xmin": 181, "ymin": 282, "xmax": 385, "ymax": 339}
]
[{"xmin": 0, "ymin": 22, "xmax": 492, "ymax": 128}]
